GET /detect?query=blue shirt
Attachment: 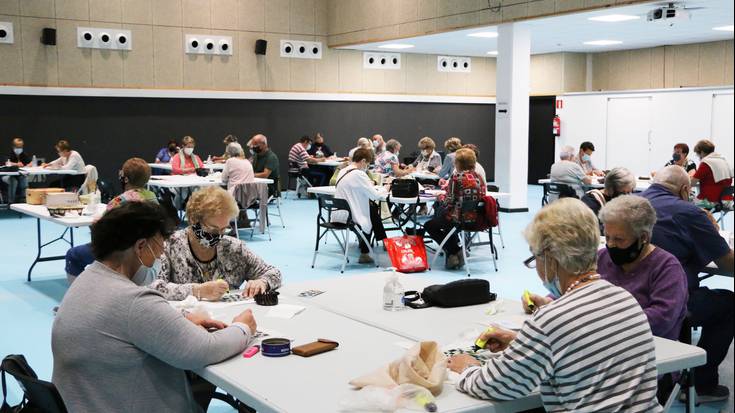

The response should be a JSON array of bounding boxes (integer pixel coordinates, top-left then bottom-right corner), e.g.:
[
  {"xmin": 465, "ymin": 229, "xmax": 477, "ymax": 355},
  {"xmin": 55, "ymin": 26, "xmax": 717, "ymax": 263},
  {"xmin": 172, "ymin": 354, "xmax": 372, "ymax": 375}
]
[
  {"xmin": 641, "ymin": 184, "xmax": 730, "ymax": 290},
  {"xmin": 155, "ymin": 147, "xmax": 174, "ymax": 163},
  {"xmin": 65, "ymin": 243, "xmax": 95, "ymax": 276}
]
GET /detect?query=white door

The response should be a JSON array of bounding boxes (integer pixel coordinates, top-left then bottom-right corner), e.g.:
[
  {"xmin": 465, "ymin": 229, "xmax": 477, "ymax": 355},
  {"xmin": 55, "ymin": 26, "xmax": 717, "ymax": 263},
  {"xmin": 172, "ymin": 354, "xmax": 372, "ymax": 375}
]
[
  {"xmin": 711, "ymin": 93, "xmax": 734, "ymax": 168},
  {"xmin": 605, "ymin": 96, "xmax": 652, "ymax": 177}
]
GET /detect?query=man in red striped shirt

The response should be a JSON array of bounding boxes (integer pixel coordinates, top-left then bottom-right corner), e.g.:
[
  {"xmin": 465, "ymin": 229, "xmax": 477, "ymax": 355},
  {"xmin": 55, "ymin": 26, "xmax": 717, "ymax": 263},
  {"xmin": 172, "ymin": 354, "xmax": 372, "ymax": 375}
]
[{"xmin": 288, "ymin": 136, "xmax": 327, "ymax": 186}]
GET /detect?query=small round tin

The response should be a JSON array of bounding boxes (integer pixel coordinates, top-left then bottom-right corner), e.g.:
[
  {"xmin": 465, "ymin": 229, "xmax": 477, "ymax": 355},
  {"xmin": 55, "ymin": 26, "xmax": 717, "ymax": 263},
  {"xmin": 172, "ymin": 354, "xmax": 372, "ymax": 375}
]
[{"xmin": 261, "ymin": 338, "xmax": 291, "ymax": 357}]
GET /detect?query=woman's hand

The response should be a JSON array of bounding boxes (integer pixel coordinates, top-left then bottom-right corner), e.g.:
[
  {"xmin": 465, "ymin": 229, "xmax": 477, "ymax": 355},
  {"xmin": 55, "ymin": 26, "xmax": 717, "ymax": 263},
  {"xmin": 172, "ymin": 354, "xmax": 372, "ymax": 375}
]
[
  {"xmin": 244, "ymin": 279, "xmax": 268, "ymax": 298},
  {"xmin": 232, "ymin": 309, "xmax": 257, "ymax": 334},
  {"xmin": 521, "ymin": 292, "xmax": 552, "ymax": 314},
  {"xmin": 185, "ymin": 313, "xmax": 227, "ymax": 331},
  {"xmin": 447, "ymin": 354, "xmax": 481, "ymax": 373},
  {"xmin": 194, "ymin": 280, "xmax": 229, "ymax": 300},
  {"xmin": 477, "ymin": 327, "xmax": 517, "ymax": 352}
]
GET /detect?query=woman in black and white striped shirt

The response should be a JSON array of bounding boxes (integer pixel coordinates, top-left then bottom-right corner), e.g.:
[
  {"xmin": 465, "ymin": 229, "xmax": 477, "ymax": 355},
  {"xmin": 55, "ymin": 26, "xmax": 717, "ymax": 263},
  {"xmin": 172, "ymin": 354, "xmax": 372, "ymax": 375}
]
[{"xmin": 448, "ymin": 198, "xmax": 663, "ymax": 412}]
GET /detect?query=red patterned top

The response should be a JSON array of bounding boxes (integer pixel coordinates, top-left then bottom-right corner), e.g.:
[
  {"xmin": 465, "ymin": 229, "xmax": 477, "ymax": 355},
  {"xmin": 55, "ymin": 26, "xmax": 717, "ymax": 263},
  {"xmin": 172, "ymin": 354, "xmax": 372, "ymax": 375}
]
[{"xmin": 437, "ymin": 170, "xmax": 486, "ymax": 223}]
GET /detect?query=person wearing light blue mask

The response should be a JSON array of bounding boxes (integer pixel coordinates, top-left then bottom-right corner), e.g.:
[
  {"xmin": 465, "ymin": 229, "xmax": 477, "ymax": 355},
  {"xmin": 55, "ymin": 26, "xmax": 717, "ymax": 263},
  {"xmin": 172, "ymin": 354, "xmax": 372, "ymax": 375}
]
[
  {"xmin": 3, "ymin": 137, "xmax": 32, "ymax": 203},
  {"xmin": 132, "ymin": 241, "xmax": 163, "ymax": 286},
  {"xmin": 574, "ymin": 141, "xmax": 603, "ymax": 176}
]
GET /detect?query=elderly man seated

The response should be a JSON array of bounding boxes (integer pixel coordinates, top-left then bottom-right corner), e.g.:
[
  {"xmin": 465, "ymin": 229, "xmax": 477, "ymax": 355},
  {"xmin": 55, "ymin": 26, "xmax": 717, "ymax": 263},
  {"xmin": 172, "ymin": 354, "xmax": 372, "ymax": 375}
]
[{"xmin": 549, "ymin": 145, "xmax": 592, "ymax": 198}]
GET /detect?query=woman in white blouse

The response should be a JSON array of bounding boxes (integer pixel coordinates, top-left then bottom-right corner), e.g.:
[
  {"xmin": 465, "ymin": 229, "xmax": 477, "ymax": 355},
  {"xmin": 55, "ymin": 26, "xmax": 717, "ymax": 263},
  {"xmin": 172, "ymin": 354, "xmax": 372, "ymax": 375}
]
[{"xmin": 43, "ymin": 139, "xmax": 86, "ymax": 173}]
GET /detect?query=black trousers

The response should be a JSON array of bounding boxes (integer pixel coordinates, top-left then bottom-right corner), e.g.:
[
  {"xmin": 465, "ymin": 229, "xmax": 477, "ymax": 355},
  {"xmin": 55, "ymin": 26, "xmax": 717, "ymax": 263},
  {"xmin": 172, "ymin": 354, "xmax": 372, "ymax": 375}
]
[
  {"xmin": 302, "ymin": 167, "xmax": 328, "ymax": 187},
  {"xmin": 355, "ymin": 202, "xmax": 386, "ymax": 253},
  {"xmin": 424, "ymin": 215, "xmax": 460, "ymax": 255},
  {"xmin": 688, "ymin": 287, "xmax": 734, "ymax": 391}
]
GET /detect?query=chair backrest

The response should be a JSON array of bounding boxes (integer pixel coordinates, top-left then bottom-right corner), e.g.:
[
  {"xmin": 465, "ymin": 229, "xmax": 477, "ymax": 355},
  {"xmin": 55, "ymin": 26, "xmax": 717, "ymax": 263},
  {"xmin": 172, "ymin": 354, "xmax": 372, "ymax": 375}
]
[
  {"xmin": 316, "ymin": 194, "xmax": 351, "ymax": 222},
  {"xmin": 546, "ymin": 183, "xmax": 578, "ymax": 200},
  {"xmin": 719, "ymin": 185, "xmax": 734, "ymax": 203},
  {"xmin": 487, "ymin": 184, "xmax": 499, "ymax": 193},
  {"xmin": 457, "ymin": 199, "xmax": 489, "ymax": 231},
  {"xmin": 1, "ymin": 354, "xmax": 67, "ymax": 413},
  {"xmin": 287, "ymin": 162, "xmax": 301, "ymax": 174}
]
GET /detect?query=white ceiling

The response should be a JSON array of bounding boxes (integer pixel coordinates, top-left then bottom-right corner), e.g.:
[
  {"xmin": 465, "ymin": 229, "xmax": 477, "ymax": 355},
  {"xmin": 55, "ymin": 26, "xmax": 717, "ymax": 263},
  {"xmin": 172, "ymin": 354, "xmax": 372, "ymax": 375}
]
[{"xmin": 342, "ymin": 0, "xmax": 734, "ymax": 56}]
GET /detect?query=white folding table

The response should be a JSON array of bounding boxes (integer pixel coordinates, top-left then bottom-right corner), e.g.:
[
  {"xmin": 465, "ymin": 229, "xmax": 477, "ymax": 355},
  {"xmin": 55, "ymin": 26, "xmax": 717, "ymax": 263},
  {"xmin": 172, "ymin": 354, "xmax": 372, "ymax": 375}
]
[
  {"xmin": 148, "ymin": 162, "xmax": 225, "ymax": 173},
  {"xmin": 10, "ymin": 203, "xmax": 105, "ymax": 281}
]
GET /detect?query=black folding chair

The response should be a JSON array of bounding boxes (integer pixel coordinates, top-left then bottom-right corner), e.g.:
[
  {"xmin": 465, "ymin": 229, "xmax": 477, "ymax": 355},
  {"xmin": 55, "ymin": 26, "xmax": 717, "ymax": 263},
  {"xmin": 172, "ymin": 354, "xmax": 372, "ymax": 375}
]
[
  {"xmin": 1, "ymin": 354, "xmax": 67, "ymax": 413},
  {"xmin": 542, "ymin": 182, "xmax": 578, "ymax": 205}
]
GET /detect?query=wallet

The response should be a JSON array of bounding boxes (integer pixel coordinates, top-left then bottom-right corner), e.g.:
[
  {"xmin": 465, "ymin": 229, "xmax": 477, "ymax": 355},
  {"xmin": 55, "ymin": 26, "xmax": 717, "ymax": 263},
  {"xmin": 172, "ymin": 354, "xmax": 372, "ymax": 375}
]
[{"xmin": 292, "ymin": 339, "xmax": 339, "ymax": 357}]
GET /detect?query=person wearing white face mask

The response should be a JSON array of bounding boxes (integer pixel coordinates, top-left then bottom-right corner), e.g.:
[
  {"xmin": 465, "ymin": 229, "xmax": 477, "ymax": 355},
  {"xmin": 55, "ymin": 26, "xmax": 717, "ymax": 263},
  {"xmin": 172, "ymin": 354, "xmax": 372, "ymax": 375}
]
[
  {"xmin": 3, "ymin": 137, "xmax": 32, "ymax": 203},
  {"xmin": 288, "ymin": 135, "xmax": 327, "ymax": 186},
  {"xmin": 411, "ymin": 136, "xmax": 442, "ymax": 173},
  {"xmin": 171, "ymin": 135, "xmax": 203, "ymax": 175},
  {"xmin": 52, "ymin": 201, "xmax": 258, "ymax": 413},
  {"xmin": 371, "ymin": 134, "xmax": 385, "ymax": 155},
  {"xmin": 448, "ymin": 198, "xmax": 662, "ymax": 412},
  {"xmin": 573, "ymin": 141, "xmax": 603, "ymax": 176}
]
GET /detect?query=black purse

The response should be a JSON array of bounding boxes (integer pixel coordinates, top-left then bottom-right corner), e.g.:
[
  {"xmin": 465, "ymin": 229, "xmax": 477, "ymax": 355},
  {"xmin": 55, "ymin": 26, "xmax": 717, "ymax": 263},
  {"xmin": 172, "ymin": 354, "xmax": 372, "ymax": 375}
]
[
  {"xmin": 404, "ymin": 279, "xmax": 495, "ymax": 309},
  {"xmin": 390, "ymin": 178, "xmax": 419, "ymax": 198}
]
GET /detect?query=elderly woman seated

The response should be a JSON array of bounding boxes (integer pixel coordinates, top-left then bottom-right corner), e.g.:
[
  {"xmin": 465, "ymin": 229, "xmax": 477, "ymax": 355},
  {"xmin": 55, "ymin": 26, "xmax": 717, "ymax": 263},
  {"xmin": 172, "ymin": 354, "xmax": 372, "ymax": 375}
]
[
  {"xmin": 151, "ymin": 186, "xmax": 282, "ymax": 301},
  {"xmin": 580, "ymin": 166, "xmax": 636, "ymax": 216},
  {"xmin": 448, "ymin": 198, "xmax": 662, "ymax": 412}
]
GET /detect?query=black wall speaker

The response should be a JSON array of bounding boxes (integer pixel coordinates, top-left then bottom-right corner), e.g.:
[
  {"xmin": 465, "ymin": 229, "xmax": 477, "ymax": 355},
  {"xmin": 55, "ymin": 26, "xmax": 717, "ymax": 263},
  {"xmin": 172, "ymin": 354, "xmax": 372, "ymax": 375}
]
[
  {"xmin": 254, "ymin": 39, "xmax": 267, "ymax": 55},
  {"xmin": 41, "ymin": 28, "xmax": 56, "ymax": 45}
]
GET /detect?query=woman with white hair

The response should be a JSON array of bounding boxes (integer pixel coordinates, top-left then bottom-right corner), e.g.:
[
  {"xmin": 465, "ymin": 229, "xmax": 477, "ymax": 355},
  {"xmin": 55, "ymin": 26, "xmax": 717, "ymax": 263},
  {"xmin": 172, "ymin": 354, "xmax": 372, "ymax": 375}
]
[
  {"xmin": 221, "ymin": 142, "xmax": 254, "ymax": 195},
  {"xmin": 449, "ymin": 198, "xmax": 662, "ymax": 412},
  {"xmin": 597, "ymin": 195, "xmax": 688, "ymax": 340},
  {"xmin": 348, "ymin": 137, "xmax": 372, "ymax": 159},
  {"xmin": 581, "ymin": 167, "xmax": 636, "ymax": 216}
]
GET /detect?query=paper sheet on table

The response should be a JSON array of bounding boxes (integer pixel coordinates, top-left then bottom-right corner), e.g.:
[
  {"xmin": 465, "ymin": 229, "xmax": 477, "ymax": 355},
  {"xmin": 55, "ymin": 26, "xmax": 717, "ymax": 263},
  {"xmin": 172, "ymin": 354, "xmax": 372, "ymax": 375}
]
[{"xmin": 266, "ymin": 304, "xmax": 306, "ymax": 319}]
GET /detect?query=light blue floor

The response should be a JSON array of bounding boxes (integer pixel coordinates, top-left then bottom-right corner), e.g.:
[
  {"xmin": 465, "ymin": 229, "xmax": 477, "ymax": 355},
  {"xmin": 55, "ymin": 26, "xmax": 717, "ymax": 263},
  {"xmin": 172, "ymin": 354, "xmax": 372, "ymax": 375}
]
[{"xmin": 0, "ymin": 185, "xmax": 732, "ymax": 412}]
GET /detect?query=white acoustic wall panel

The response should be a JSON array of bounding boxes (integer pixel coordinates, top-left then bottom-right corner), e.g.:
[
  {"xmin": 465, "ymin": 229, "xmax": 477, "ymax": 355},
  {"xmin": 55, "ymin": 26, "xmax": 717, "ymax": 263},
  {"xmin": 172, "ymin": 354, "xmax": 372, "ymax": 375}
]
[
  {"xmin": 78, "ymin": 27, "xmax": 132, "ymax": 50},
  {"xmin": 0, "ymin": 22, "xmax": 13, "ymax": 44}
]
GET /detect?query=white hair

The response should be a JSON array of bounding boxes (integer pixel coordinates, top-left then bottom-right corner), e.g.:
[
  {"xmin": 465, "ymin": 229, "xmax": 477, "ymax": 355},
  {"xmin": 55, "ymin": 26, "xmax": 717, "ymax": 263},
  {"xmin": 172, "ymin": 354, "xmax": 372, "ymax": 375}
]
[
  {"xmin": 357, "ymin": 137, "xmax": 371, "ymax": 148},
  {"xmin": 604, "ymin": 167, "xmax": 636, "ymax": 195},
  {"xmin": 559, "ymin": 145, "xmax": 575, "ymax": 160},
  {"xmin": 599, "ymin": 195, "xmax": 657, "ymax": 239},
  {"xmin": 226, "ymin": 142, "xmax": 244, "ymax": 158},
  {"xmin": 653, "ymin": 165, "xmax": 690, "ymax": 193}
]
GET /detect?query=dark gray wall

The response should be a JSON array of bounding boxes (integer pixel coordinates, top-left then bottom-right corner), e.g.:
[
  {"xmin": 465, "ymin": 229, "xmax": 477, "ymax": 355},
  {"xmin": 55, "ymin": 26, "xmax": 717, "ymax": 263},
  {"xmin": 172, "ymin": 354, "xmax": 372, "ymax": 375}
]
[{"xmin": 0, "ymin": 95, "xmax": 496, "ymax": 189}]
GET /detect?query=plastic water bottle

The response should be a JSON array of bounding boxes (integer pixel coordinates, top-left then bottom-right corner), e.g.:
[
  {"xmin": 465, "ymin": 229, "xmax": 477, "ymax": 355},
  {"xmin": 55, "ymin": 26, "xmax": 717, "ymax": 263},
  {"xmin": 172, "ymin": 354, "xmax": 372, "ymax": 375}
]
[
  {"xmin": 383, "ymin": 268, "xmax": 405, "ymax": 311},
  {"xmin": 206, "ymin": 155, "xmax": 212, "ymax": 164},
  {"xmin": 31, "ymin": 155, "xmax": 37, "ymax": 167}
]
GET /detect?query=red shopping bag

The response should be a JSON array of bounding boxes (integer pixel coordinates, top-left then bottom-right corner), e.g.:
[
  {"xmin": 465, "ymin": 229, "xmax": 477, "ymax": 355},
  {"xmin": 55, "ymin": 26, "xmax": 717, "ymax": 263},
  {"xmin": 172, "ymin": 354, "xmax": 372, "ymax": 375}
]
[{"xmin": 384, "ymin": 235, "xmax": 428, "ymax": 273}]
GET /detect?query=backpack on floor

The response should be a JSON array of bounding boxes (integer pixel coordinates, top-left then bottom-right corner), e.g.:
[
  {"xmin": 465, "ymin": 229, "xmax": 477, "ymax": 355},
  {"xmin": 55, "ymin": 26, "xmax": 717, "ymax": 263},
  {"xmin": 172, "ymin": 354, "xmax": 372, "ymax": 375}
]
[{"xmin": 0, "ymin": 354, "xmax": 67, "ymax": 413}]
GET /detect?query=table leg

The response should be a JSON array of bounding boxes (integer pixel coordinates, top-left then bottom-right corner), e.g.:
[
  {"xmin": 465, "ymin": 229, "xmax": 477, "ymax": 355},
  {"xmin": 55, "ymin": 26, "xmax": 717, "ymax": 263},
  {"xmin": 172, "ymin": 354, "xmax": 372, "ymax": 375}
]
[
  {"xmin": 687, "ymin": 369, "xmax": 695, "ymax": 413},
  {"xmin": 26, "ymin": 219, "xmax": 75, "ymax": 282}
]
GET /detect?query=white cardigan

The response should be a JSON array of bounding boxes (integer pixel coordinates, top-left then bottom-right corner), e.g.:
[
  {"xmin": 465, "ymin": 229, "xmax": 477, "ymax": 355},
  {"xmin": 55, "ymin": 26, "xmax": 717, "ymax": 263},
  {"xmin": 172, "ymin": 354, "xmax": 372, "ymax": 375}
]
[{"xmin": 331, "ymin": 165, "xmax": 381, "ymax": 233}]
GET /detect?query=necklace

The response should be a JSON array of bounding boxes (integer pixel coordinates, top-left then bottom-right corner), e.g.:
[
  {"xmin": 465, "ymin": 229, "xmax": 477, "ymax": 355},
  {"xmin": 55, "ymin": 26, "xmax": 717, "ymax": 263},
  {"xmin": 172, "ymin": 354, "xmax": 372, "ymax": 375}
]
[{"xmin": 565, "ymin": 273, "xmax": 601, "ymax": 294}]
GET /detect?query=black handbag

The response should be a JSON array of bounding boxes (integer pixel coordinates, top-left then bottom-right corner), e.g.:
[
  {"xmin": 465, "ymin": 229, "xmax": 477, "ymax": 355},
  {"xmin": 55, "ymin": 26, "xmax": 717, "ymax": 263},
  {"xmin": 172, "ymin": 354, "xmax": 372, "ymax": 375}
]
[
  {"xmin": 0, "ymin": 166, "xmax": 19, "ymax": 173},
  {"xmin": 390, "ymin": 178, "xmax": 419, "ymax": 198},
  {"xmin": 404, "ymin": 279, "xmax": 495, "ymax": 309}
]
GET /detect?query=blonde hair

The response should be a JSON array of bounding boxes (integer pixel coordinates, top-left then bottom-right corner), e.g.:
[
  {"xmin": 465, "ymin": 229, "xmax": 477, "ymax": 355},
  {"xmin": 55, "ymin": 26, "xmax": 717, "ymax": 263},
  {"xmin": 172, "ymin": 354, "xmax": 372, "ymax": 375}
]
[
  {"xmin": 185, "ymin": 186, "xmax": 239, "ymax": 225},
  {"xmin": 523, "ymin": 198, "xmax": 600, "ymax": 274},
  {"xmin": 444, "ymin": 137, "xmax": 462, "ymax": 153},
  {"xmin": 418, "ymin": 137, "xmax": 435, "ymax": 150},
  {"xmin": 181, "ymin": 135, "xmax": 196, "ymax": 146},
  {"xmin": 454, "ymin": 148, "xmax": 476, "ymax": 171}
]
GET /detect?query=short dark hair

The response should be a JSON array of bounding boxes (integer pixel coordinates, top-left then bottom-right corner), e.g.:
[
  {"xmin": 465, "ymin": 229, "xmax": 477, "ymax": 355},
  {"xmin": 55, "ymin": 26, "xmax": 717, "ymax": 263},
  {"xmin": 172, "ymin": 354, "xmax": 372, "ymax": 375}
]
[
  {"xmin": 693, "ymin": 139, "xmax": 715, "ymax": 155},
  {"xmin": 55, "ymin": 139, "xmax": 71, "ymax": 152},
  {"xmin": 673, "ymin": 143, "xmax": 689, "ymax": 154},
  {"xmin": 352, "ymin": 147, "xmax": 374, "ymax": 164},
  {"xmin": 299, "ymin": 135, "xmax": 312, "ymax": 144},
  {"xmin": 167, "ymin": 139, "xmax": 177, "ymax": 146},
  {"xmin": 580, "ymin": 141, "xmax": 595, "ymax": 152},
  {"xmin": 91, "ymin": 202, "xmax": 174, "ymax": 260}
]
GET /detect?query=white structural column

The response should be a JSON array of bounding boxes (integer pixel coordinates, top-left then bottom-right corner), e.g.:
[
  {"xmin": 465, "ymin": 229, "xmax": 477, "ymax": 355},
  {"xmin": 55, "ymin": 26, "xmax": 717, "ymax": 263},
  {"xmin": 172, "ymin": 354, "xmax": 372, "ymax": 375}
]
[{"xmin": 494, "ymin": 23, "xmax": 530, "ymax": 211}]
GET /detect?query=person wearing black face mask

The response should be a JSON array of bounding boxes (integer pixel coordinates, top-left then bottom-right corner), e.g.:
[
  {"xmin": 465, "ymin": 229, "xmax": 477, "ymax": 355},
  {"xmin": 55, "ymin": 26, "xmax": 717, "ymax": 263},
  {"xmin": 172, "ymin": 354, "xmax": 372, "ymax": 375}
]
[
  {"xmin": 155, "ymin": 139, "xmax": 179, "ymax": 164},
  {"xmin": 659, "ymin": 143, "xmax": 696, "ymax": 176},
  {"xmin": 249, "ymin": 134, "xmax": 280, "ymax": 197},
  {"xmin": 150, "ymin": 186, "xmax": 282, "ymax": 302}
]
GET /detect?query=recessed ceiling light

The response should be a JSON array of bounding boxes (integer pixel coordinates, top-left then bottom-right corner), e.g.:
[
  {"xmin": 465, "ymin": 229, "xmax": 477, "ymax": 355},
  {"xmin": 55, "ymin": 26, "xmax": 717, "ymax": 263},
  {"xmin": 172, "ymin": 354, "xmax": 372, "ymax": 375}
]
[
  {"xmin": 468, "ymin": 32, "xmax": 498, "ymax": 38},
  {"xmin": 583, "ymin": 40, "xmax": 623, "ymax": 46},
  {"xmin": 377, "ymin": 44, "xmax": 414, "ymax": 49},
  {"xmin": 486, "ymin": 51, "xmax": 498, "ymax": 55},
  {"xmin": 712, "ymin": 25, "xmax": 734, "ymax": 32},
  {"xmin": 588, "ymin": 14, "xmax": 640, "ymax": 22}
]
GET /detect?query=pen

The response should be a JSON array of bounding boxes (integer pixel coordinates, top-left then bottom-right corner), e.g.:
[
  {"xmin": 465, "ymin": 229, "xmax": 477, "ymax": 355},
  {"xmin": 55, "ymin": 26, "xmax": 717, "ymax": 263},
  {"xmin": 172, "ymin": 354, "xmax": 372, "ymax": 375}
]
[
  {"xmin": 473, "ymin": 327, "xmax": 494, "ymax": 351},
  {"xmin": 523, "ymin": 289, "xmax": 536, "ymax": 313}
]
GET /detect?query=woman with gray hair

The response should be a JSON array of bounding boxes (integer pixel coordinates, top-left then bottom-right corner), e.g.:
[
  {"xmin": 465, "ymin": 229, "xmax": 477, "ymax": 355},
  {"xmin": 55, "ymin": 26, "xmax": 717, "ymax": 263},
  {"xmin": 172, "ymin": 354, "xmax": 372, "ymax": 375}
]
[
  {"xmin": 221, "ymin": 142, "xmax": 254, "ymax": 195},
  {"xmin": 597, "ymin": 195, "xmax": 688, "ymax": 341},
  {"xmin": 581, "ymin": 167, "xmax": 636, "ymax": 216},
  {"xmin": 450, "ymin": 198, "xmax": 662, "ymax": 412}
]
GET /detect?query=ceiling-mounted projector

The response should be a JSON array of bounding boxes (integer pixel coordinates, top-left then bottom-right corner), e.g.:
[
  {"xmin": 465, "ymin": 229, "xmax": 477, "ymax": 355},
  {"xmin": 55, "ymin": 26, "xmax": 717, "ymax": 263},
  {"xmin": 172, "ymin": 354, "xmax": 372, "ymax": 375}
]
[{"xmin": 646, "ymin": 3, "xmax": 700, "ymax": 25}]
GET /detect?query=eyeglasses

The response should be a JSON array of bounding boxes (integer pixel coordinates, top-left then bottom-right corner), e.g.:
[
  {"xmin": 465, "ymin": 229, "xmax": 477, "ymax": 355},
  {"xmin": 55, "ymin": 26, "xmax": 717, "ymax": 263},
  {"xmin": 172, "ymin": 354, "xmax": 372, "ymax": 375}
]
[{"xmin": 523, "ymin": 255, "xmax": 536, "ymax": 269}]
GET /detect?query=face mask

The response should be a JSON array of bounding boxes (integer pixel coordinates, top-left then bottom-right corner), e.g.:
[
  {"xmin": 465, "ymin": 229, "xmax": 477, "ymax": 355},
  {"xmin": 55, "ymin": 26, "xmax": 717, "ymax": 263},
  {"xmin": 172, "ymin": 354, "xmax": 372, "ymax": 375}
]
[
  {"xmin": 192, "ymin": 223, "xmax": 223, "ymax": 248},
  {"xmin": 542, "ymin": 256, "xmax": 563, "ymax": 298},
  {"xmin": 582, "ymin": 154, "xmax": 592, "ymax": 162},
  {"xmin": 422, "ymin": 150, "xmax": 431, "ymax": 157},
  {"xmin": 133, "ymin": 244, "xmax": 160, "ymax": 286},
  {"xmin": 184, "ymin": 147, "xmax": 194, "ymax": 156},
  {"xmin": 672, "ymin": 153, "xmax": 681, "ymax": 162},
  {"xmin": 373, "ymin": 140, "xmax": 380, "ymax": 148},
  {"xmin": 606, "ymin": 238, "xmax": 645, "ymax": 266},
  {"xmin": 305, "ymin": 144, "xmax": 312, "ymax": 151},
  {"xmin": 119, "ymin": 176, "xmax": 128, "ymax": 190},
  {"xmin": 251, "ymin": 146, "xmax": 262, "ymax": 154},
  {"xmin": 13, "ymin": 148, "xmax": 23, "ymax": 155}
]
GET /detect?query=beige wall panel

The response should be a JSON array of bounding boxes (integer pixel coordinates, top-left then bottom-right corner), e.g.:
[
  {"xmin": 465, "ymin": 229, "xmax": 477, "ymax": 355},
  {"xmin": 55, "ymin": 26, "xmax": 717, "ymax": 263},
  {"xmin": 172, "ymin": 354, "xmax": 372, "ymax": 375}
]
[
  {"xmin": 418, "ymin": 0, "xmax": 437, "ymax": 19},
  {"xmin": 725, "ymin": 40, "xmax": 733, "ymax": 85},
  {"xmin": 20, "ymin": 17, "xmax": 58, "ymax": 85},
  {"xmin": 183, "ymin": 0, "xmax": 211, "ymax": 29},
  {"xmin": 211, "ymin": 29, "xmax": 239, "ymax": 89},
  {"xmin": 314, "ymin": 45, "xmax": 339, "ymax": 91},
  {"xmin": 90, "ymin": 0, "xmax": 122, "ymax": 22},
  {"xmin": 90, "ymin": 21, "xmax": 122, "ymax": 87},
  {"xmin": 55, "ymin": 0, "xmax": 89, "ymax": 20},
  {"xmin": 626, "ymin": 48, "xmax": 653, "ymax": 90},
  {"xmin": 365, "ymin": 25, "xmax": 399, "ymax": 42},
  {"xmin": 211, "ymin": 0, "xmax": 238, "ymax": 30},
  {"xmin": 238, "ymin": 31, "xmax": 266, "ymax": 90},
  {"xmin": 383, "ymin": 64, "xmax": 406, "ymax": 93},
  {"xmin": 122, "ymin": 24, "xmax": 154, "ymax": 87},
  {"xmin": 418, "ymin": 18, "xmax": 436, "ymax": 34},
  {"xmin": 563, "ymin": 52, "xmax": 586, "ymax": 92},
  {"xmin": 530, "ymin": 53, "xmax": 561, "ymax": 95},
  {"xmin": 591, "ymin": 53, "xmax": 608, "ymax": 90},
  {"xmin": 650, "ymin": 46, "xmax": 664, "ymax": 88},
  {"xmin": 425, "ymin": 60, "xmax": 448, "ymax": 95},
  {"xmin": 606, "ymin": 50, "xmax": 629, "ymax": 90},
  {"xmin": 528, "ymin": 0, "xmax": 555, "ymax": 18},
  {"xmin": 555, "ymin": 0, "xmax": 584, "ymax": 12},
  {"xmin": 56, "ymin": 19, "xmax": 92, "ymax": 86},
  {"xmin": 20, "ymin": 0, "xmax": 55, "ymax": 18},
  {"xmin": 398, "ymin": 0, "xmax": 418, "ymax": 23},
  {"xmin": 265, "ymin": 0, "xmax": 289, "ymax": 33},
  {"xmin": 698, "ymin": 41, "xmax": 726, "ymax": 86},
  {"xmin": 153, "ymin": 0, "xmax": 182, "ymax": 27},
  {"xmin": 338, "ymin": 49, "xmax": 362, "ymax": 92},
  {"xmin": 0, "ymin": 15, "xmax": 22, "ymax": 84},
  {"xmin": 437, "ymin": 0, "xmax": 481, "ymax": 16},
  {"xmin": 476, "ymin": 9, "xmax": 502, "ymax": 25},
  {"xmin": 663, "ymin": 45, "xmax": 674, "ymax": 88},
  {"xmin": 399, "ymin": 22, "xmax": 419, "ymax": 36},
  {"xmin": 0, "ymin": 1, "xmax": 20, "ymax": 15},
  {"xmin": 326, "ymin": 0, "xmax": 338, "ymax": 34},
  {"xmin": 122, "ymin": 0, "xmax": 152, "ymax": 24},
  {"xmin": 263, "ymin": 33, "xmax": 289, "ymax": 90},
  {"xmin": 447, "ymin": 72, "xmax": 468, "ymax": 95},
  {"xmin": 315, "ymin": 0, "xmax": 328, "ymax": 35},
  {"xmin": 671, "ymin": 43, "xmax": 699, "ymax": 88},
  {"xmin": 153, "ymin": 26, "xmax": 183, "ymax": 87},
  {"xmin": 183, "ymin": 54, "xmax": 213, "ymax": 89},
  {"xmin": 380, "ymin": 0, "xmax": 401, "ymax": 27},
  {"xmin": 290, "ymin": 0, "xmax": 315, "ymax": 35},
  {"xmin": 288, "ymin": 34, "xmax": 316, "ymax": 92},
  {"xmin": 404, "ymin": 53, "xmax": 428, "ymax": 94},
  {"xmin": 584, "ymin": 0, "xmax": 611, "ymax": 7},
  {"xmin": 239, "ymin": 0, "xmax": 264, "ymax": 32},
  {"xmin": 502, "ymin": 3, "xmax": 528, "ymax": 20},
  {"xmin": 362, "ymin": 68, "xmax": 384, "ymax": 93}
]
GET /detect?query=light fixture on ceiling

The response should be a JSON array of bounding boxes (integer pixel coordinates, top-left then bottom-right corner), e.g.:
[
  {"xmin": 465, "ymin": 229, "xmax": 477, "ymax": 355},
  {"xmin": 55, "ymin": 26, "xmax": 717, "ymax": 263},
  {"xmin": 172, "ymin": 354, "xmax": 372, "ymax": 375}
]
[
  {"xmin": 378, "ymin": 43, "xmax": 414, "ymax": 49},
  {"xmin": 468, "ymin": 32, "xmax": 498, "ymax": 38},
  {"xmin": 712, "ymin": 25, "xmax": 734, "ymax": 32},
  {"xmin": 588, "ymin": 14, "xmax": 640, "ymax": 22},
  {"xmin": 486, "ymin": 51, "xmax": 498, "ymax": 55},
  {"xmin": 583, "ymin": 40, "xmax": 623, "ymax": 46}
]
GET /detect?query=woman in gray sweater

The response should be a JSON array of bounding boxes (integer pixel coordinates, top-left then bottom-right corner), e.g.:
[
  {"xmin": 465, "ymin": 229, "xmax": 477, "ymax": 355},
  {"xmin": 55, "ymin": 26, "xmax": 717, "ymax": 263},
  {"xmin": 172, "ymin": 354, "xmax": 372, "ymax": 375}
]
[{"xmin": 52, "ymin": 202, "xmax": 256, "ymax": 413}]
